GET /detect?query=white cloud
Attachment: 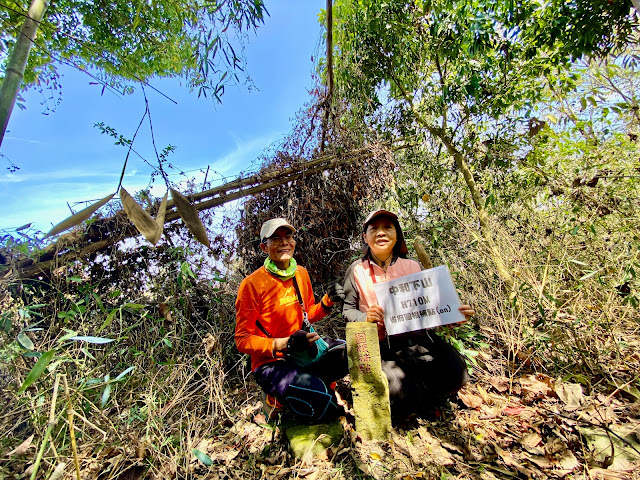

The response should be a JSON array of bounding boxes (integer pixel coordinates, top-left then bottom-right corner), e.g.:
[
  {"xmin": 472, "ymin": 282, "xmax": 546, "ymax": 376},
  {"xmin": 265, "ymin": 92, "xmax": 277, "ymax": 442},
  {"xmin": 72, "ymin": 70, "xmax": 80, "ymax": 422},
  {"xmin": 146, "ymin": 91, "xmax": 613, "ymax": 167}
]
[
  {"xmin": 214, "ymin": 132, "xmax": 280, "ymax": 172},
  {"xmin": 168, "ymin": 131, "xmax": 280, "ymax": 191},
  {"xmin": 0, "ymin": 168, "xmax": 119, "ymax": 184},
  {"xmin": 4, "ymin": 135, "xmax": 45, "ymax": 145},
  {"xmin": 0, "ymin": 132, "xmax": 282, "ymax": 232}
]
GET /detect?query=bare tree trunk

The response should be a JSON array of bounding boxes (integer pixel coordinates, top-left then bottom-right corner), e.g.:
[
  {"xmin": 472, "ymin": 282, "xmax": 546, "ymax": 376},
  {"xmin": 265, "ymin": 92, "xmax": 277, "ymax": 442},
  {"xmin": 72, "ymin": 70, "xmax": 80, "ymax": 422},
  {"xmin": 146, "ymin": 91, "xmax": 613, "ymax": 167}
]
[
  {"xmin": 326, "ymin": 0, "xmax": 334, "ymax": 100},
  {"xmin": 0, "ymin": 0, "xmax": 49, "ymax": 148},
  {"xmin": 320, "ymin": 0, "xmax": 334, "ymax": 153},
  {"xmin": 421, "ymin": 123, "xmax": 514, "ymax": 289}
]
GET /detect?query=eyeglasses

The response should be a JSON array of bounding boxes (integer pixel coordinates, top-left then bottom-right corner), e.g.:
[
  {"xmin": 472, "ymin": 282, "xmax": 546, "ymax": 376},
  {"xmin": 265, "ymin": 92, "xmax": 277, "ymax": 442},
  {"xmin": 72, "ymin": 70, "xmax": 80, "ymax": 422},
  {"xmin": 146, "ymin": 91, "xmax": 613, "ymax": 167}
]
[{"xmin": 265, "ymin": 234, "xmax": 295, "ymax": 244}]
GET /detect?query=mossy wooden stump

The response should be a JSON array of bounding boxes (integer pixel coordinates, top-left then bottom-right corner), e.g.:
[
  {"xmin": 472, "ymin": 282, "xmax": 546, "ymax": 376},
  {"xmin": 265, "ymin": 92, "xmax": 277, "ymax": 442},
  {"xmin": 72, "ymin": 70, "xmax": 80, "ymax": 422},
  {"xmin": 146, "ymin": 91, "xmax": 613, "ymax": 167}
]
[
  {"xmin": 346, "ymin": 322, "xmax": 392, "ymax": 441},
  {"xmin": 285, "ymin": 419, "xmax": 344, "ymax": 462}
]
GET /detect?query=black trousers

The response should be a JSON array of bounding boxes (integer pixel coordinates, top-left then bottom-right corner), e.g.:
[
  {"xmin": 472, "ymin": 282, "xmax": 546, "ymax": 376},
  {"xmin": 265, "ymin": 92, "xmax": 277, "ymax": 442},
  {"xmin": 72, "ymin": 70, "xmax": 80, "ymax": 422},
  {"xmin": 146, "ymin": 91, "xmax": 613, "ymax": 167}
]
[{"xmin": 380, "ymin": 331, "xmax": 469, "ymax": 418}]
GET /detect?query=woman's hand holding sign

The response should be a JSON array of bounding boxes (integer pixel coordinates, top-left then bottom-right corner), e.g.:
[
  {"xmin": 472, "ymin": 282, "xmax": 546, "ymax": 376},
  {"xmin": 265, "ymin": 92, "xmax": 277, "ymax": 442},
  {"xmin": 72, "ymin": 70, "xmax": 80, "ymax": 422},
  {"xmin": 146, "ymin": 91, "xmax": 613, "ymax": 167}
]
[
  {"xmin": 457, "ymin": 305, "xmax": 475, "ymax": 324},
  {"xmin": 366, "ymin": 304, "xmax": 387, "ymax": 340}
]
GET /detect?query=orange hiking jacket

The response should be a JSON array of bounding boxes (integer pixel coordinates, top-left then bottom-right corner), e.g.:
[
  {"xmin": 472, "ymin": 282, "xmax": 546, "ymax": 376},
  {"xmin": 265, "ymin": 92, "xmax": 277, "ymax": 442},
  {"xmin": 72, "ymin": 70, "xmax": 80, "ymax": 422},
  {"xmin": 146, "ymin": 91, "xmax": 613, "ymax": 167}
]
[{"xmin": 235, "ymin": 266, "xmax": 332, "ymax": 371}]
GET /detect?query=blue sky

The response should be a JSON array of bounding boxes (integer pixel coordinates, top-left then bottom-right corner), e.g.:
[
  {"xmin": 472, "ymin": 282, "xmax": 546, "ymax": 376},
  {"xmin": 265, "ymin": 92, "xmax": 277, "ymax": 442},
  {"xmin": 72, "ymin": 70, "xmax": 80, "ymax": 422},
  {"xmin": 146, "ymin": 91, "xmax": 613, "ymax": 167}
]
[{"xmin": 0, "ymin": 0, "xmax": 326, "ymax": 234}]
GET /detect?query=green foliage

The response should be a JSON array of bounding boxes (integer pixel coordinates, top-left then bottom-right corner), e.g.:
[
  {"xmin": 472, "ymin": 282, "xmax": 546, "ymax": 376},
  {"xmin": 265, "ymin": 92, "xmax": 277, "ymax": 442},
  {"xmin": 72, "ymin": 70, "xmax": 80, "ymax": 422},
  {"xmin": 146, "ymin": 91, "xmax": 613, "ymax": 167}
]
[
  {"xmin": 0, "ymin": 0, "xmax": 268, "ymax": 103},
  {"xmin": 388, "ymin": 48, "xmax": 640, "ymax": 379},
  {"xmin": 16, "ymin": 349, "xmax": 54, "ymax": 394},
  {"xmin": 192, "ymin": 448, "xmax": 214, "ymax": 466},
  {"xmin": 514, "ymin": 0, "xmax": 636, "ymax": 62},
  {"xmin": 332, "ymin": 0, "xmax": 549, "ymax": 122},
  {"xmin": 328, "ymin": 0, "xmax": 640, "ymax": 382},
  {"xmin": 1, "ymin": 2, "xmax": 640, "ymax": 477}
]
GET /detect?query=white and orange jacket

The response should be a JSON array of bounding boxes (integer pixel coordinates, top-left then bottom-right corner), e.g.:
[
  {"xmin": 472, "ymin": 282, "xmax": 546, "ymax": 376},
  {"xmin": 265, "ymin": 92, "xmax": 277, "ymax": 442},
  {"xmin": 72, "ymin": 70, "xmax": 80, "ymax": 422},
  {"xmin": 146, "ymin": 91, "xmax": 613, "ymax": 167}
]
[{"xmin": 342, "ymin": 256, "xmax": 422, "ymax": 323}]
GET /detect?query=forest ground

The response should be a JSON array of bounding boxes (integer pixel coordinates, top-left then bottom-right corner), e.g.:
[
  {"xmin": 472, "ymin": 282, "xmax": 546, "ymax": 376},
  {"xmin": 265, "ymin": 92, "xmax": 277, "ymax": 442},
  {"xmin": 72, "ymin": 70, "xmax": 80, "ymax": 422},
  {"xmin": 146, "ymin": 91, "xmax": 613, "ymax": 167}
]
[{"xmin": 4, "ymin": 306, "xmax": 638, "ymax": 480}]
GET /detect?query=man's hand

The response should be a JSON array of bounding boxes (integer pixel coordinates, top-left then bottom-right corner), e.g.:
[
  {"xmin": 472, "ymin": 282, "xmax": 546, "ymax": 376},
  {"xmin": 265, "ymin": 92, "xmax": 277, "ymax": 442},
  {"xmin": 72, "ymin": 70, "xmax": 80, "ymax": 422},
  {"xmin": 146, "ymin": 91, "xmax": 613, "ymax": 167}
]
[
  {"xmin": 273, "ymin": 331, "xmax": 320, "ymax": 355},
  {"xmin": 286, "ymin": 330, "xmax": 320, "ymax": 352},
  {"xmin": 326, "ymin": 282, "xmax": 345, "ymax": 303},
  {"xmin": 272, "ymin": 337, "xmax": 288, "ymax": 353},
  {"xmin": 366, "ymin": 304, "xmax": 386, "ymax": 340},
  {"xmin": 305, "ymin": 331, "xmax": 320, "ymax": 343},
  {"xmin": 287, "ymin": 330, "xmax": 309, "ymax": 353}
]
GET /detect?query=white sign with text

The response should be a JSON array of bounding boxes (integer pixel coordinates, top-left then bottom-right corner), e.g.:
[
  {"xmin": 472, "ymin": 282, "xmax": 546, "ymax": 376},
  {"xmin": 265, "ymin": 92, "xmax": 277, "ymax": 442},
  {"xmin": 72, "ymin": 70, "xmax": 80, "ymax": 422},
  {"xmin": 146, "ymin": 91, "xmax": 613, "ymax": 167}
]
[{"xmin": 373, "ymin": 265, "xmax": 464, "ymax": 335}]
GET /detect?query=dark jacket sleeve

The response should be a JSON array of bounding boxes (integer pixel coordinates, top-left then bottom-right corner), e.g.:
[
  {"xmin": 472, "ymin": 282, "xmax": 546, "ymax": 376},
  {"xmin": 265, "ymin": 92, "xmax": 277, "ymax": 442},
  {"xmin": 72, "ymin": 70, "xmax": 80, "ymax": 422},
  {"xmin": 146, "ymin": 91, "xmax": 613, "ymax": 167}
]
[{"xmin": 342, "ymin": 261, "xmax": 367, "ymax": 322}]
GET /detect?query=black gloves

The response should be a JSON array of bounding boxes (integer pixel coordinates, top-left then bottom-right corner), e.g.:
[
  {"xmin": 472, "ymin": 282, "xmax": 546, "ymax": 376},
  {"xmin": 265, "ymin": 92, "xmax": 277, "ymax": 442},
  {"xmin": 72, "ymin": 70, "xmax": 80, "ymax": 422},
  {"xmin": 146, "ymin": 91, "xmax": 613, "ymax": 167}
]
[{"xmin": 326, "ymin": 282, "xmax": 345, "ymax": 303}]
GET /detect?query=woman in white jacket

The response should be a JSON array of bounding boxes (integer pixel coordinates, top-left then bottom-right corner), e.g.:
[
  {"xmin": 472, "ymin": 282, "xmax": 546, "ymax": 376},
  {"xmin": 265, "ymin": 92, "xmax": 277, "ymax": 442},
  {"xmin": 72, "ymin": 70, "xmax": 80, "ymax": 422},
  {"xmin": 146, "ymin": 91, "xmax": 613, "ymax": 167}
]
[{"xmin": 342, "ymin": 209, "xmax": 474, "ymax": 418}]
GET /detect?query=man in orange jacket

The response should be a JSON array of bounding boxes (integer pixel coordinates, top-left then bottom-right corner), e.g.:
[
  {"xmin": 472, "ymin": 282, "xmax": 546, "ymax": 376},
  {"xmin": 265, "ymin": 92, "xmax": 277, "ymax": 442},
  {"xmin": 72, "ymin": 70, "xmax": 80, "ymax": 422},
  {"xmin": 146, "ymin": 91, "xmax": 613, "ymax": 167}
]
[{"xmin": 235, "ymin": 218, "xmax": 347, "ymax": 422}]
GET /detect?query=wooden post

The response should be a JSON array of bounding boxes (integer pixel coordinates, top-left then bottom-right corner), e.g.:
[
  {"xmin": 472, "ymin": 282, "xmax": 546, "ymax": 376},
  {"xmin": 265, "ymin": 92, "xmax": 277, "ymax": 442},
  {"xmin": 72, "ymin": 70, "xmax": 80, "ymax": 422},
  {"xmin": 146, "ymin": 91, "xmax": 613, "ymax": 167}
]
[
  {"xmin": 413, "ymin": 237, "xmax": 433, "ymax": 269},
  {"xmin": 346, "ymin": 322, "xmax": 391, "ymax": 441}
]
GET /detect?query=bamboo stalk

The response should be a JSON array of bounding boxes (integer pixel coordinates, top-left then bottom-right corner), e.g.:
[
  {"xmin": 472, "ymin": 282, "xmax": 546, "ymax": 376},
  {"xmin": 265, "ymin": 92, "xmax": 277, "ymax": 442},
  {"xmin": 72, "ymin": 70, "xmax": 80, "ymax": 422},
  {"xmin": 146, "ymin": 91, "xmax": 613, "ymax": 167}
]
[
  {"xmin": 62, "ymin": 375, "xmax": 81, "ymax": 480},
  {"xmin": 183, "ymin": 145, "xmax": 376, "ymax": 204},
  {"xmin": 413, "ymin": 237, "xmax": 433, "ymax": 269},
  {"xmin": 7, "ymin": 141, "xmax": 409, "ymax": 279},
  {"xmin": 0, "ymin": 0, "xmax": 49, "ymax": 147},
  {"xmin": 30, "ymin": 373, "xmax": 60, "ymax": 480},
  {"xmin": 538, "ymin": 248, "xmax": 553, "ymax": 303}
]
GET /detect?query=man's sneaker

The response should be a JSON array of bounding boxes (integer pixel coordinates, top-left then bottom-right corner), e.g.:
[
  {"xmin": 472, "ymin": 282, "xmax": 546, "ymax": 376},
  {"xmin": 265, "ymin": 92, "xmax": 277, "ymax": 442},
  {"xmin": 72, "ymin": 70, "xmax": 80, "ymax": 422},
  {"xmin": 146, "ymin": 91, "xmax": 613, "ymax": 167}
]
[{"xmin": 261, "ymin": 391, "xmax": 284, "ymax": 421}]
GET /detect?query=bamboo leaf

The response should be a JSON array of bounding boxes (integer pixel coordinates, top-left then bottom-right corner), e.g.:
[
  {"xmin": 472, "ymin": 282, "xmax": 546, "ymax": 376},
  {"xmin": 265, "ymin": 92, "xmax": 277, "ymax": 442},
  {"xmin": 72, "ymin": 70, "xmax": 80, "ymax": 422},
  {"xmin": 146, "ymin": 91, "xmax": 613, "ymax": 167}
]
[
  {"xmin": 81, "ymin": 347, "xmax": 96, "ymax": 360},
  {"xmin": 17, "ymin": 332, "xmax": 34, "ymax": 350},
  {"xmin": 192, "ymin": 448, "xmax": 213, "ymax": 466},
  {"xmin": 98, "ymin": 308, "xmax": 119, "ymax": 333},
  {"xmin": 579, "ymin": 270, "xmax": 601, "ymax": 281},
  {"xmin": 170, "ymin": 189, "xmax": 210, "ymax": 247},
  {"xmin": 68, "ymin": 336, "xmax": 114, "ymax": 344},
  {"xmin": 101, "ymin": 374, "xmax": 111, "ymax": 408},
  {"xmin": 7, "ymin": 433, "xmax": 34, "ymax": 456},
  {"xmin": 570, "ymin": 259, "xmax": 589, "ymax": 266},
  {"xmin": 123, "ymin": 303, "xmax": 146, "ymax": 309},
  {"xmin": 115, "ymin": 366, "xmax": 135, "ymax": 381},
  {"xmin": 57, "ymin": 330, "xmax": 78, "ymax": 344},
  {"xmin": 49, "ymin": 462, "xmax": 66, "ymax": 480},
  {"xmin": 45, "ymin": 194, "xmax": 115, "ymax": 238},
  {"xmin": 119, "ymin": 188, "xmax": 163, "ymax": 245},
  {"xmin": 148, "ymin": 191, "xmax": 168, "ymax": 244},
  {"xmin": 18, "ymin": 350, "xmax": 55, "ymax": 394},
  {"xmin": 545, "ymin": 114, "xmax": 558, "ymax": 124}
]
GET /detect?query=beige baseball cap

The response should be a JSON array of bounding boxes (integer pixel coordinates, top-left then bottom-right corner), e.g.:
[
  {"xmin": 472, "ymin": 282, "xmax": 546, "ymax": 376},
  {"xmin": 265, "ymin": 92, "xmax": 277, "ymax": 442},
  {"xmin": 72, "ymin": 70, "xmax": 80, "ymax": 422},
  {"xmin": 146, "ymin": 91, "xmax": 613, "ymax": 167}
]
[{"xmin": 260, "ymin": 218, "xmax": 296, "ymax": 242}]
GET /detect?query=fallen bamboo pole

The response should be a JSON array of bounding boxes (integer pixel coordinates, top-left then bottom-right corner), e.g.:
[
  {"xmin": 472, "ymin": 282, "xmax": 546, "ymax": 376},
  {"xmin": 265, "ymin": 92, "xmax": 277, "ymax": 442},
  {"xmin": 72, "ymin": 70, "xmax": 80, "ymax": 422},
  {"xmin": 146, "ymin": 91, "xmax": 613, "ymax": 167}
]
[{"xmin": 6, "ymin": 143, "xmax": 403, "ymax": 280}]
